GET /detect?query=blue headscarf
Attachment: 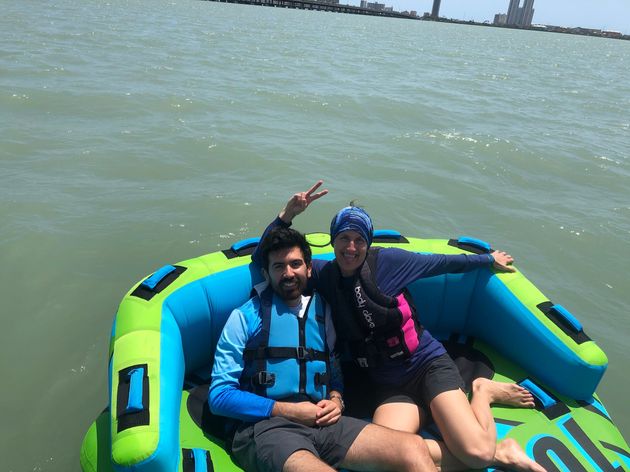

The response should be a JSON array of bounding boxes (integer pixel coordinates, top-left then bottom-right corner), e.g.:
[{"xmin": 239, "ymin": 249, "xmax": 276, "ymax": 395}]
[{"xmin": 329, "ymin": 206, "xmax": 374, "ymax": 247}]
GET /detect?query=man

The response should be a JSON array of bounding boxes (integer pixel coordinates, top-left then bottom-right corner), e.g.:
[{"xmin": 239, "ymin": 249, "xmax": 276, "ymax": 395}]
[{"xmin": 209, "ymin": 227, "xmax": 437, "ymax": 472}]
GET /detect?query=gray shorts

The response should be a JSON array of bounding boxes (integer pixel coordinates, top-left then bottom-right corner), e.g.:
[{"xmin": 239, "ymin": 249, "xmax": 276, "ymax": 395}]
[
  {"xmin": 375, "ymin": 353, "xmax": 466, "ymax": 411},
  {"xmin": 231, "ymin": 416, "xmax": 368, "ymax": 472}
]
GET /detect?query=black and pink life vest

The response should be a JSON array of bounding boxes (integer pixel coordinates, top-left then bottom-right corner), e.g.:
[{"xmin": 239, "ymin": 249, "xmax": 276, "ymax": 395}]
[{"xmin": 320, "ymin": 247, "xmax": 423, "ymax": 369}]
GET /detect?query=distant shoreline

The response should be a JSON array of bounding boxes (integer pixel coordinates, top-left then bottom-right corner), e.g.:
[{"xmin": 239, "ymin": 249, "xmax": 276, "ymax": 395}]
[
  {"xmin": 203, "ymin": 0, "xmax": 629, "ymax": 41},
  {"xmin": 424, "ymin": 16, "xmax": 630, "ymax": 42}
]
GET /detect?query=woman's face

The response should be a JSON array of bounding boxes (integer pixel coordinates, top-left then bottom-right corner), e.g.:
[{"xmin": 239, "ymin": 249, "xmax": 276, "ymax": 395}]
[{"xmin": 333, "ymin": 230, "xmax": 368, "ymax": 277}]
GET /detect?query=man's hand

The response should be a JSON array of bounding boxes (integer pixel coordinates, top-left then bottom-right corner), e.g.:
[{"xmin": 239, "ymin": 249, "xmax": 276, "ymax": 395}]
[
  {"xmin": 271, "ymin": 401, "xmax": 321, "ymax": 426},
  {"xmin": 491, "ymin": 250, "xmax": 516, "ymax": 273},
  {"xmin": 315, "ymin": 399, "xmax": 342, "ymax": 426},
  {"xmin": 278, "ymin": 180, "xmax": 328, "ymax": 224}
]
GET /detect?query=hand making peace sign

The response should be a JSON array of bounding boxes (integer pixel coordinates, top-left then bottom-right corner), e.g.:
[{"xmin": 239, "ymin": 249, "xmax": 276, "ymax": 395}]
[{"xmin": 279, "ymin": 180, "xmax": 329, "ymax": 224}]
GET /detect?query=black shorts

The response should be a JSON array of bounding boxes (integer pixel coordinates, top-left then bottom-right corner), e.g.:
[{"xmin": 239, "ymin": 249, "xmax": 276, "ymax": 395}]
[
  {"xmin": 231, "ymin": 416, "xmax": 368, "ymax": 472},
  {"xmin": 373, "ymin": 353, "xmax": 466, "ymax": 412}
]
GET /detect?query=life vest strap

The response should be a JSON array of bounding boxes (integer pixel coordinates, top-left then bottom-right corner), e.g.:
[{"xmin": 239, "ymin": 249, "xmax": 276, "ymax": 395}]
[
  {"xmin": 244, "ymin": 346, "xmax": 328, "ymax": 362},
  {"xmin": 249, "ymin": 371, "xmax": 330, "ymax": 389}
]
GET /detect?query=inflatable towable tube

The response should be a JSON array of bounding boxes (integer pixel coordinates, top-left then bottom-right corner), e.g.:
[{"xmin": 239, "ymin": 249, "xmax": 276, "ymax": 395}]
[{"xmin": 80, "ymin": 231, "xmax": 630, "ymax": 471}]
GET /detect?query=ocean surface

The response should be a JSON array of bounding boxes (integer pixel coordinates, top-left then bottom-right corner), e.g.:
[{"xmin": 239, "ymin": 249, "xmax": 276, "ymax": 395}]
[{"xmin": 1, "ymin": 0, "xmax": 629, "ymax": 470}]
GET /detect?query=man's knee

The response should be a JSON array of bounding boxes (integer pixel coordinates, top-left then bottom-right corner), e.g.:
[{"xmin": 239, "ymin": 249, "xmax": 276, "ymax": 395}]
[
  {"xmin": 397, "ymin": 434, "xmax": 434, "ymax": 469},
  {"xmin": 365, "ymin": 428, "xmax": 435, "ymax": 471},
  {"xmin": 282, "ymin": 449, "xmax": 331, "ymax": 472}
]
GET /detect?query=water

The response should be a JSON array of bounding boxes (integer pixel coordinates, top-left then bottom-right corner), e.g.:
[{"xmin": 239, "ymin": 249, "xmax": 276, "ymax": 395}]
[{"xmin": 1, "ymin": 0, "xmax": 629, "ymax": 470}]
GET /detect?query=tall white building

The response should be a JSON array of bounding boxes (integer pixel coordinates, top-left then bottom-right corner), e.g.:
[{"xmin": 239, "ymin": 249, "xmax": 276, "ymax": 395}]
[{"xmin": 506, "ymin": 0, "xmax": 535, "ymax": 27}]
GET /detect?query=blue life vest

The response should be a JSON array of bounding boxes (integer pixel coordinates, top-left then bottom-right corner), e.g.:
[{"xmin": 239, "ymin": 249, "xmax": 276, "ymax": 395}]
[{"xmin": 241, "ymin": 286, "xmax": 330, "ymax": 402}]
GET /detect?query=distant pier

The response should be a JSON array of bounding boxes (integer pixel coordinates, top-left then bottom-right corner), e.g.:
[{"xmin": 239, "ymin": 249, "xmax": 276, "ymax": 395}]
[
  {"xmin": 204, "ymin": 0, "xmax": 419, "ymax": 20},
  {"xmin": 204, "ymin": 0, "xmax": 629, "ymax": 40}
]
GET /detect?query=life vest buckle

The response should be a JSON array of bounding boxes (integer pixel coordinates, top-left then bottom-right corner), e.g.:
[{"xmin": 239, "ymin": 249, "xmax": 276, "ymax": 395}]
[
  {"xmin": 252, "ymin": 371, "xmax": 276, "ymax": 387},
  {"xmin": 296, "ymin": 346, "xmax": 308, "ymax": 360},
  {"xmin": 315, "ymin": 372, "xmax": 330, "ymax": 386}
]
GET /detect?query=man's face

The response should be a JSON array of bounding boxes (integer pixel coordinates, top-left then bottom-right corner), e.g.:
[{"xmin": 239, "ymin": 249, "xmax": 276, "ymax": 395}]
[{"xmin": 264, "ymin": 246, "xmax": 312, "ymax": 306}]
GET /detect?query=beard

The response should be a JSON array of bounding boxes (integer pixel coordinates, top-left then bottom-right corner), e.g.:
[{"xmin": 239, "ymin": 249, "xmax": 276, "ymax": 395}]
[{"xmin": 272, "ymin": 276, "xmax": 305, "ymax": 302}]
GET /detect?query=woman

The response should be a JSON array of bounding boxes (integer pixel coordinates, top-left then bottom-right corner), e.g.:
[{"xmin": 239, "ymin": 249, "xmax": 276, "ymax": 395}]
[{"xmin": 254, "ymin": 180, "xmax": 544, "ymax": 472}]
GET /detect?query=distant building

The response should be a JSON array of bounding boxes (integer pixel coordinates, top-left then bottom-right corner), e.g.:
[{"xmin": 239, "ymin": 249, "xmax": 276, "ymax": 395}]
[
  {"xmin": 409, "ymin": 10, "xmax": 417, "ymax": 17},
  {"xmin": 572, "ymin": 27, "xmax": 601, "ymax": 35},
  {"xmin": 506, "ymin": 0, "xmax": 535, "ymax": 27},
  {"xmin": 360, "ymin": 0, "xmax": 367, "ymax": 8},
  {"xmin": 431, "ymin": 0, "xmax": 441, "ymax": 19},
  {"xmin": 366, "ymin": 1, "xmax": 385, "ymax": 10},
  {"xmin": 603, "ymin": 30, "xmax": 622, "ymax": 38},
  {"xmin": 494, "ymin": 13, "xmax": 507, "ymax": 25},
  {"xmin": 522, "ymin": 0, "xmax": 534, "ymax": 25},
  {"xmin": 384, "ymin": 6, "xmax": 393, "ymax": 12},
  {"xmin": 524, "ymin": 0, "xmax": 534, "ymax": 25}
]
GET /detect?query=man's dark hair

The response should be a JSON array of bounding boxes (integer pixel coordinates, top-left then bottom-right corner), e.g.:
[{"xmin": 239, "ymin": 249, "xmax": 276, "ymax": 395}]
[{"xmin": 259, "ymin": 227, "xmax": 312, "ymax": 271}]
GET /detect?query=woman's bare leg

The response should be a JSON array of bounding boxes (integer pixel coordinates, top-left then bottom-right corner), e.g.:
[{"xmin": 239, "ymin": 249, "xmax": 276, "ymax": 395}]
[
  {"xmin": 371, "ymin": 380, "xmax": 544, "ymax": 471},
  {"xmin": 372, "ymin": 402, "xmax": 469, "ymax": 471},
  {"xmin": 372, "ymin": 402, "xmax": 421, "ymax": 433},
  {"xmin": 430, "ymin": 380, "xmax": 543, "ymax": 471}
]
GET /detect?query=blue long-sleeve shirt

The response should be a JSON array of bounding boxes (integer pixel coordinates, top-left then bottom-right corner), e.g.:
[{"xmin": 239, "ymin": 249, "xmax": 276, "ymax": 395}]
[
  {"xmin": 253, "ymin": 217, "xmax": 495, "ymax": 385},
  {"xmin": 209, "ymin": 286, "xmax": 343, "ymax": 422}
]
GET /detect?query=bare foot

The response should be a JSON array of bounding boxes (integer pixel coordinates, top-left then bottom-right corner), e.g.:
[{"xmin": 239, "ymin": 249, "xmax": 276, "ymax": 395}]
[
  {"xmin": 494, "ymin": 438, "xmax": 546, "ymax": 472},
  {"xmin": 472, "ymin": 378, "xmax": 536, "ymax": 408}
]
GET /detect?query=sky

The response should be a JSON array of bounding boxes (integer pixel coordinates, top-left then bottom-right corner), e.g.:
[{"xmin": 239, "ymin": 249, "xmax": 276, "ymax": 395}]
[{"xmin": 372, "ymin": 0, "xmax": 630, "ymax": 34}]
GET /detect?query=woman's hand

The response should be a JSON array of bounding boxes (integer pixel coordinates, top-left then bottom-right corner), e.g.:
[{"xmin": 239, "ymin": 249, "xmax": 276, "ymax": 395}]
[
  {"xmin": 279, "ymin": 180, "xmax": 328, "ymax": 224},
  {"xmin": 491, "ymin": 250, "xmax": 516, "ymax": 272}
]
